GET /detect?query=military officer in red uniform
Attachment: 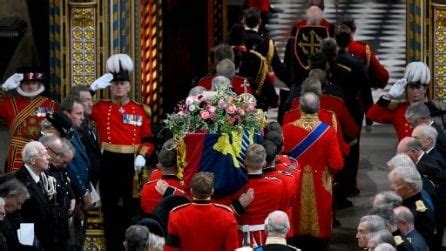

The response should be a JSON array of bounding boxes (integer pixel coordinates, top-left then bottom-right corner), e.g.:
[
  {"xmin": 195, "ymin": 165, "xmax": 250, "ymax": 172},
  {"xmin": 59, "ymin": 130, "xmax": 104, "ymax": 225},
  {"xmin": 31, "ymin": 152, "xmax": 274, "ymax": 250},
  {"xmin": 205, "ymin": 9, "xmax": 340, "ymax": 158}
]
[
  {"xmin": 140, "ymin": 139, "xmax": 185, "ymax": 214},
  {"xmin": 338, "ymin": 15, "xmax": 389, "ymax": 89},
  {"xmin": 367, "ymin": 62, "xmax": 439, "ymax": 141},
  {"xmin": 282, "ymin": 93, "xmax": 344, "ymax": 250},
  {"xmin": 229, "ymin": 144, "xmax": 286, "ymax": 247},
  {"xmin": 165, "ymin": 172, "xmax": 239, "ymax": 251},
  {"xmin": 0, "ymin": 67, "xmax": 58, "ymax": 172},
  {"xmin": 90, "ymin": 54, "xmax": 155, "ymax": 251}
]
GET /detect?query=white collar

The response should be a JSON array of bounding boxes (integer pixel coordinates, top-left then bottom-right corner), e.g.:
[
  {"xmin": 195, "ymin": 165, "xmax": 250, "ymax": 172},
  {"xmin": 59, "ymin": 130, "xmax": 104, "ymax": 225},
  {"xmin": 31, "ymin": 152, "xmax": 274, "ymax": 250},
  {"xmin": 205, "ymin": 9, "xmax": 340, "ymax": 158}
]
[
  {"xmin": 426, "ymin": 146, "xmax": 434, "ymax": 154},
  {"xmin": 16, "ymin": 85, "xmax": 45, "ymax": 97},
  {"xmin": 24, "ymin": 164, "xmax": 40, "ymax": 183},
  {"xmin": 265, "ymin": 236, "xmax": 287, "ymax": 245},
  {"xmin": 416, "ymin": 151, "xmax": 424, "ymax": 164},
  {"xmin": 244, "ymin": 26, "xmax": 259, "ymax": 33}
]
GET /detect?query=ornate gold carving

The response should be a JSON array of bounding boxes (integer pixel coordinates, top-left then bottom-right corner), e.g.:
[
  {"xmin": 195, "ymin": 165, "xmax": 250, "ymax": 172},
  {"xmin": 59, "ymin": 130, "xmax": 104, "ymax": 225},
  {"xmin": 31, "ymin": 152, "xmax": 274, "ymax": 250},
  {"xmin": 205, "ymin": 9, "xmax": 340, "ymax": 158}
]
[
  {"xmin": 432, "ymin": 4, "xmax": 446, "ymax": 102},
  {"xmin": 70, "ymin": 3, "xmax": 96, "ymax": 86},
  {"xmin": 299, "ymin": 165, "xmax": 320, "ymax": 236}
]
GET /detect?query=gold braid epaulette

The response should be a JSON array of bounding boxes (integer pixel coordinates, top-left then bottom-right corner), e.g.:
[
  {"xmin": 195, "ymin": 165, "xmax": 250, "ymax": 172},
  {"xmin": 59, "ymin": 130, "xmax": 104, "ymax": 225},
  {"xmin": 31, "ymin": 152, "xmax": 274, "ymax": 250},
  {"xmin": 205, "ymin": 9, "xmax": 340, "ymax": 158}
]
[
  {"xmin": 249, "ymin": 50, "xmax": 268, "ymax": 96},
  {"xmin": 266, "ymin": 39, "xmax": 275, "ymax": 67}
]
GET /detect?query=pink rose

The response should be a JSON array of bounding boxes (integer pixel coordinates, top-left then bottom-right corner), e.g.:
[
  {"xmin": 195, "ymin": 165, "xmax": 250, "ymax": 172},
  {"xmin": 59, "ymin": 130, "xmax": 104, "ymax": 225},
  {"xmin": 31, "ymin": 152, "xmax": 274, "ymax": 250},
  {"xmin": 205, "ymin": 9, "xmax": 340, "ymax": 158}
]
[
  {"xmin": 237, "ymin": 108, "xmax": 245, "ymax": 116},
  {"xmin": 177, "ymin": 111, "xmax": 186, "ymax": 117},
  {"xmin": 228, "ymin": 117, "xmax": 236, "ymax": 124},
  {"xmin": 247, "ymin": 103, "xmax": 255, "ymax": 111},
  {"xmin": 200, "ymin": 110, "xmax": 210, "ymax": 120},
  {"xmin": 226, "ymin": 105, "xmax": 236, "ymax": 114},
  {"xmin": 218, "ymin": 99, "xmax": 227, "ymax": 109},
  {"xmin": 208, "ymin": 105, "xmax": 216, "ymax": 113}
]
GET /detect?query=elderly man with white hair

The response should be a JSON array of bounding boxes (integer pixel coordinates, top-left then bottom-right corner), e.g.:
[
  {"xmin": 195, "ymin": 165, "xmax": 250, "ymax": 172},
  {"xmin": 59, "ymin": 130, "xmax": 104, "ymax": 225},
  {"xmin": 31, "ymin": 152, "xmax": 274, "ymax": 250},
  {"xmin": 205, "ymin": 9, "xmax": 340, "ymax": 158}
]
[
  {"xmin": 412, "ymin": 124, "xmax": 446, "ymax": 167},
  {"xmin": 388, "ymin": 166, "xmax": 435, "ymax": 248},
  {"xmin": 253, "ymin": 211, "xmax": 299, "ymax": 250},
  {"xmin": 356, "ymin": 215, "xmax": 386, "ymax": 249},
  {"xmin": 367, "ymin": 62, "xmax": 441, "ymax": 141},
  {"xmin": 14, "ymin": 141, "xmax": 56, "ymax": 250},
  {"xmin": 373, "ymin": 191, "xmax": 403, "ymax": 209}
]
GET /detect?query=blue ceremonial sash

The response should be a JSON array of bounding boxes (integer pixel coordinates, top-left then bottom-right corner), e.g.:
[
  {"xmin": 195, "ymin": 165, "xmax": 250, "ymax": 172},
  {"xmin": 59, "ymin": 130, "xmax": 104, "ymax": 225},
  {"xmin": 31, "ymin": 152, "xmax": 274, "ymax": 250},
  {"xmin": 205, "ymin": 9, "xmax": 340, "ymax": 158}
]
[{"xmin": 289, "ymin": 122, "xmax": 330, "ymax": 159}]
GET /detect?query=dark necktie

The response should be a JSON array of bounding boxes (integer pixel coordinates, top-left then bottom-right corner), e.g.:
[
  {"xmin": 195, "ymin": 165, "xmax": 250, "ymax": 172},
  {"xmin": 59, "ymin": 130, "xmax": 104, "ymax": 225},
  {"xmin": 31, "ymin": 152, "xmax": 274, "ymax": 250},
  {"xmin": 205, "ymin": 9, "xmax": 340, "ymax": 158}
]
[{"xmin": 36, "ymin": 180, "xmax": 45, "ymax": 194}]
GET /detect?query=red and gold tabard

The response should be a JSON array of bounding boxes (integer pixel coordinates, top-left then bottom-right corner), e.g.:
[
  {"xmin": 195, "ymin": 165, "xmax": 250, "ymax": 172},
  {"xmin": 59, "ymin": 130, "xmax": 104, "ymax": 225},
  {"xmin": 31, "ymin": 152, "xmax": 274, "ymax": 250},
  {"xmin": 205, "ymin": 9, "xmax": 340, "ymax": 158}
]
[
  {"xmin": 91, "ymin": 99, "xmax": 154, "ymax": 156},
  {"xmin": 140, "ymin": 174, "xmax": 185, "ymax": 214},
  {"xmin": 366, "ymin": 99, "xmax": 412, "ymax": 141},
  {"xmin": 283, "ymin": 107, "xmax": 350, "ymax": 156},
  {"xmin": 348, "ymin": 40, "xmax": 389, "ymax": 89},
  {"xmin": 0, "ymin": 95, "xmax": 58, "ymax": 172},
  {"xmin": 165, "ymin": 201, "xmax": 239, "ymax": 251},
  {"xmin": 282, "ymin": 114, "xmax": 344, "ymax": 238}
]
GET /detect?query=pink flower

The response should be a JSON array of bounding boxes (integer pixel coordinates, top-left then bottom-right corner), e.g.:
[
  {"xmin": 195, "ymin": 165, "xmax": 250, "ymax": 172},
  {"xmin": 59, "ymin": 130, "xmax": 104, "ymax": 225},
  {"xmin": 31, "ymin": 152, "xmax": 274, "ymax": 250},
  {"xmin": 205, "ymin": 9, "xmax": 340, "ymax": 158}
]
[
  {"xmin": 197, "ymin": 94, "xmax": 205, "ymax": 101},
  {"xmin": 247, "ymin": 103, "xmax": 255, "ymax": 111},
  {"xmin": 237, "ymin": 108, "xmax": 245, "ymax": 116},
  {"xmin": 226, "ymin": 105, "xmax": 236, "ymax": 114},
  {"xmin": 200, "ymin": 110, "xmax": 210, "ymax": 120},
  {"xmin": 218, "ymin": 99, "xmax": 227, "ymax": 109},
  {"xmin": 185, "ymin": 96, "xmax": 195, "ymax": 106},
  {"xmin": 177, "ymin": 111, "xmax": 186, "ymax": 117},
  {"xmin": 228, "ymin": 117, "xmax": 236, "ymax": 124},
  {"xmin": 208, "ymin": 105, "xmax": 216, "ymax": 113}
]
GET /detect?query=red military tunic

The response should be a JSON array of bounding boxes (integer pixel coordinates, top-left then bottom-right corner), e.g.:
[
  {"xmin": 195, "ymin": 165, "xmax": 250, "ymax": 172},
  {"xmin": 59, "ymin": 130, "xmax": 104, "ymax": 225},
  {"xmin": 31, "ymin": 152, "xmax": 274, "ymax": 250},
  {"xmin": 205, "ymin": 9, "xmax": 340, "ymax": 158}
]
[
  {"xmin": 0, "ymin": 95, "xmax": 58, "ymax": 172},
  {"xmin": 283, "ymin": 107, "xmax": 350, "ymax": 155},
  {"xmin": 234, "ymin": 174, "xmax": 286, "ymax": 247},
  {"xmin": 291, "ymin": 94, "xmax": 360, "ymax": 139},
  {"xmin": 263, "ymin": 166, "xmax": 297, "ymax": 237},
  {"xmin": 140, "ymin": 174, "xmax": 185, "ymax": 214},
  {"xmin": 347, "ymin": 40, "xmax": 389, "ymax": 89},
  {"xmin": 246, "ymin": 0, "xmax": 270, "ymax": 13},
  {"xmin": 91, "ymin": 99, "xmax": 154, "ymax": 156},
  {"xmin": 366, "ymin": 97, "xmax": 412, "ymax": 141},
  {"xmin": 165, "ymin": 202, "xmax": 239, "ymax": 251},
  {"xmin": 283, "ymin": 114, "xmax": 344, "ymax": 238},
  {"xmin": 197, "ymin": 75, "xmax": 252, "ymax": 94}
]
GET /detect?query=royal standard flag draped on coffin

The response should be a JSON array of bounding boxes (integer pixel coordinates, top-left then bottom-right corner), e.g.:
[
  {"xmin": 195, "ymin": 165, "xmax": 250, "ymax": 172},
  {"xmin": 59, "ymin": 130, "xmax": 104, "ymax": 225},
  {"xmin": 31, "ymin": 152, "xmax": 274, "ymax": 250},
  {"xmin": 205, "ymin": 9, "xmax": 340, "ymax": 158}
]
[{"xmin": 177, "ymin": 130, "xmax": 262, "ymax": 197}]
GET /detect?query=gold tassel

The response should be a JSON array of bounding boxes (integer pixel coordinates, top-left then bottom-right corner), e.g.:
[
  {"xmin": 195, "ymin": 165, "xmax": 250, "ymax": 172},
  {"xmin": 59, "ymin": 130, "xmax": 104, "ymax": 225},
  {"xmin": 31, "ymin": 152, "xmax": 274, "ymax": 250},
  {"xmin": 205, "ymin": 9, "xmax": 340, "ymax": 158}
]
[
  {"xmin": 141, "ymin": 168, "xmax": 149, "ymax": 184},
  {"xmin": 132, "ymin": 171, "xmax": 139, "ymax": 198}
]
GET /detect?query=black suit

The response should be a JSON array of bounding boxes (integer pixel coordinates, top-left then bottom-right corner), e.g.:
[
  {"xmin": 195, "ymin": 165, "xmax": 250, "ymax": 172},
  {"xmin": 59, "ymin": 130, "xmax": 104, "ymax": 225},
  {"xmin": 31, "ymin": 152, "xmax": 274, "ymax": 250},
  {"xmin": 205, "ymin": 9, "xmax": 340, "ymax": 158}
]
[
  {"xmin": 79, "ymin": 119, "xmax": 102, "ymax": 185},
  {"xmin": 392, "ymin": 229, "xmax": 414, "ymax": 251},
  {"xmin": 14, "ymin": 167, "xmax": 55, "ymax": 251},
  {"xmin": 427, "ymin": 147, "xmax": 446, "ymax": 169},
  {"xmin": 0, "ymin": 211, "xmax": 40, "ymax": 251},
  {"xmin": 431, "ymin": 122, "xmax": 446, "ymax": 157}
]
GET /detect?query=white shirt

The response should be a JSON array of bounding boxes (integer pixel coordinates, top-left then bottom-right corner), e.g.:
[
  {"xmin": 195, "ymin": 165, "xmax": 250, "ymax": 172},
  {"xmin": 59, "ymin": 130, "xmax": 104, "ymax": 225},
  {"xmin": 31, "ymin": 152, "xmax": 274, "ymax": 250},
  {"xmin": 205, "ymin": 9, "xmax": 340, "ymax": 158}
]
[
  {"xmin": 416, "ymin": 151, "xmax": 425, "ymax": 164},
  {"xmin": 24, "ymin": 164, "xmax": 40, "ymax": 183}
]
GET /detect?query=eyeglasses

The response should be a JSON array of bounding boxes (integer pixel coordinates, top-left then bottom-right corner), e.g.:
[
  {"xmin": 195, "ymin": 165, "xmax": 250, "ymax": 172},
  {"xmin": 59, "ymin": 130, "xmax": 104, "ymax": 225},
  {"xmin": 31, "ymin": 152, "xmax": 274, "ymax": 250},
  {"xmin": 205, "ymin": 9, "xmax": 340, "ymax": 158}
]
[{"xmin": 46, "ymin": 147, "xmax": 63, "ymax": 158}]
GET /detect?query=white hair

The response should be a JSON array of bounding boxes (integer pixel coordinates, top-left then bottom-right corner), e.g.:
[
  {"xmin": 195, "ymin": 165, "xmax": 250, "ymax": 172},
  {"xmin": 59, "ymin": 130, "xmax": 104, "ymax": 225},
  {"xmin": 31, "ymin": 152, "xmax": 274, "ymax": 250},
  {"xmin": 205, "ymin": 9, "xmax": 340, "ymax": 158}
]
[
  {"xmin": 265, "ymin": 210, "xmax": 290, "ymax": 236},
  {"xmin": 306, "ymin": 6, "xmax": 323, "ymax": 25},
  {"xmin": 386, "ymin": 153, "xmax": 415, "ymax": 171},
  {"xmin": 22, "ymin": 141, "xmax": 44, "ymax": 164},
  {"xmin": 404, "ymin": 61, "xmax": 430, "ymax": 84},
  {"xmin": 359, "ymin": 215, "xmax": 386, "ymax": 233},
  {"xmin": 389, "ymin": 166, "xmax": 423, "ymax": 193},
  {"xmin": 106, "ymin": 54, "xmax": 134, "ymax": 73},
  {"xmin": 414, "ymin": 124, "xmax": 438, "ymax": 146},
  {"xmin": 216, "ymin": 59, "xmax": 236, "ymax": 79},
  {"xmin": 188, "ymin": 86, "xmax": 206, "ymax": 96},
  {"xmin": 148, "ymin": 232, "xmax": 165, "ymax": 251},
  {"xmin": 211, "ymin": 76, "xmax": 231, "ymax": 91},
  {"xmin": 374, "ymin": 243, "xmax": 396, "ymax": 251},
  {"xmin": 373, "ymin": 191, "xmax": 402, "ymax": 209}
]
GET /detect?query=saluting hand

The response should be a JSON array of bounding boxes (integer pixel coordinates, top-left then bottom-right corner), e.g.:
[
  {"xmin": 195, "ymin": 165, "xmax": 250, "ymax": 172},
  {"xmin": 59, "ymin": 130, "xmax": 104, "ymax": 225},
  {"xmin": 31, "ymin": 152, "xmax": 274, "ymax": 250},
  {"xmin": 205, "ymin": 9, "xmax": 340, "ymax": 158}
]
[{"xmin": 2, "ymin": 73, "xmax": 23, "ymax": 91}]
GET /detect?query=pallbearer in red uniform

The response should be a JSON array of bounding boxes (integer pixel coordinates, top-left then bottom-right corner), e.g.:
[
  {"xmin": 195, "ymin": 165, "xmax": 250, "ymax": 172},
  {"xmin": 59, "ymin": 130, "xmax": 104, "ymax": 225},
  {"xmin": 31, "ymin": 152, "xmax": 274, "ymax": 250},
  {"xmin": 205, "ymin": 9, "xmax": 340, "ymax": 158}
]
[
  {"xmin": 282, "ymin": 93, "xmax": 344, "ymax": 251},
  {"xmin": 140, "ymin": 139, "xmax": 185, "ymax": 214},
  {"xmin": 0, "ymin": 67, "xmax": 58, "ymax": 172},
  {"xmin": 90, "ymin": 54, "xmax": 155, "ymax": 251},
  {"xmin": 165, "ymin": 172, "xmax": 239, "ymax": 251},
  {"xmin": 232, "ymin": 144, "xmax": 286, "ymax": 247}
]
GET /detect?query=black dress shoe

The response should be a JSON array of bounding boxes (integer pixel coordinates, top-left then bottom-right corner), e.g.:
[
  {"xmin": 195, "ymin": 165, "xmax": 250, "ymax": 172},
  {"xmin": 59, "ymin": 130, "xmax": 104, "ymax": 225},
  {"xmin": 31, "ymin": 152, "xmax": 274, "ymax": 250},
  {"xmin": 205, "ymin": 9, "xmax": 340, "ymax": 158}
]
[{"xmin": 335, "ymin": 199, "xmax": 353, "ymax": 210}]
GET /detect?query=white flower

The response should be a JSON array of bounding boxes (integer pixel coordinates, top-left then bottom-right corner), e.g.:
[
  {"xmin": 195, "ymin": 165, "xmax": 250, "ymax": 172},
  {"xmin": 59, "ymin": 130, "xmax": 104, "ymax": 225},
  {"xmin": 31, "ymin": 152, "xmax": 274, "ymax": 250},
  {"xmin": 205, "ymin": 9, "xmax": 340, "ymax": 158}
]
[{"xmin": 188, "ymin": 105, "xmax": 196, "ymax": 112}]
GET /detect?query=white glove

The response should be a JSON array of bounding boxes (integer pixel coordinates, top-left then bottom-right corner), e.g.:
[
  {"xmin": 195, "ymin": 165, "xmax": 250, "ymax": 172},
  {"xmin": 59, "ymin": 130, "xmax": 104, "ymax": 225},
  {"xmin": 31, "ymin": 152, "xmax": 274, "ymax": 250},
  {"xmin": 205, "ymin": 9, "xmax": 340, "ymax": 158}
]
[
  {"xmin": 388, "ymin": 78, "xmax": 407, "ymax": 99},
  {"xmin": 134, "ymin": 155, "xmax": 146, "ymax": 172},
  {"xmin": 90, "ymin": 73, "xmax": 113, "ymax": 91},
  {"xmin": 2, "ymin": 73, "xmax": 23, "ymax": 91}
]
